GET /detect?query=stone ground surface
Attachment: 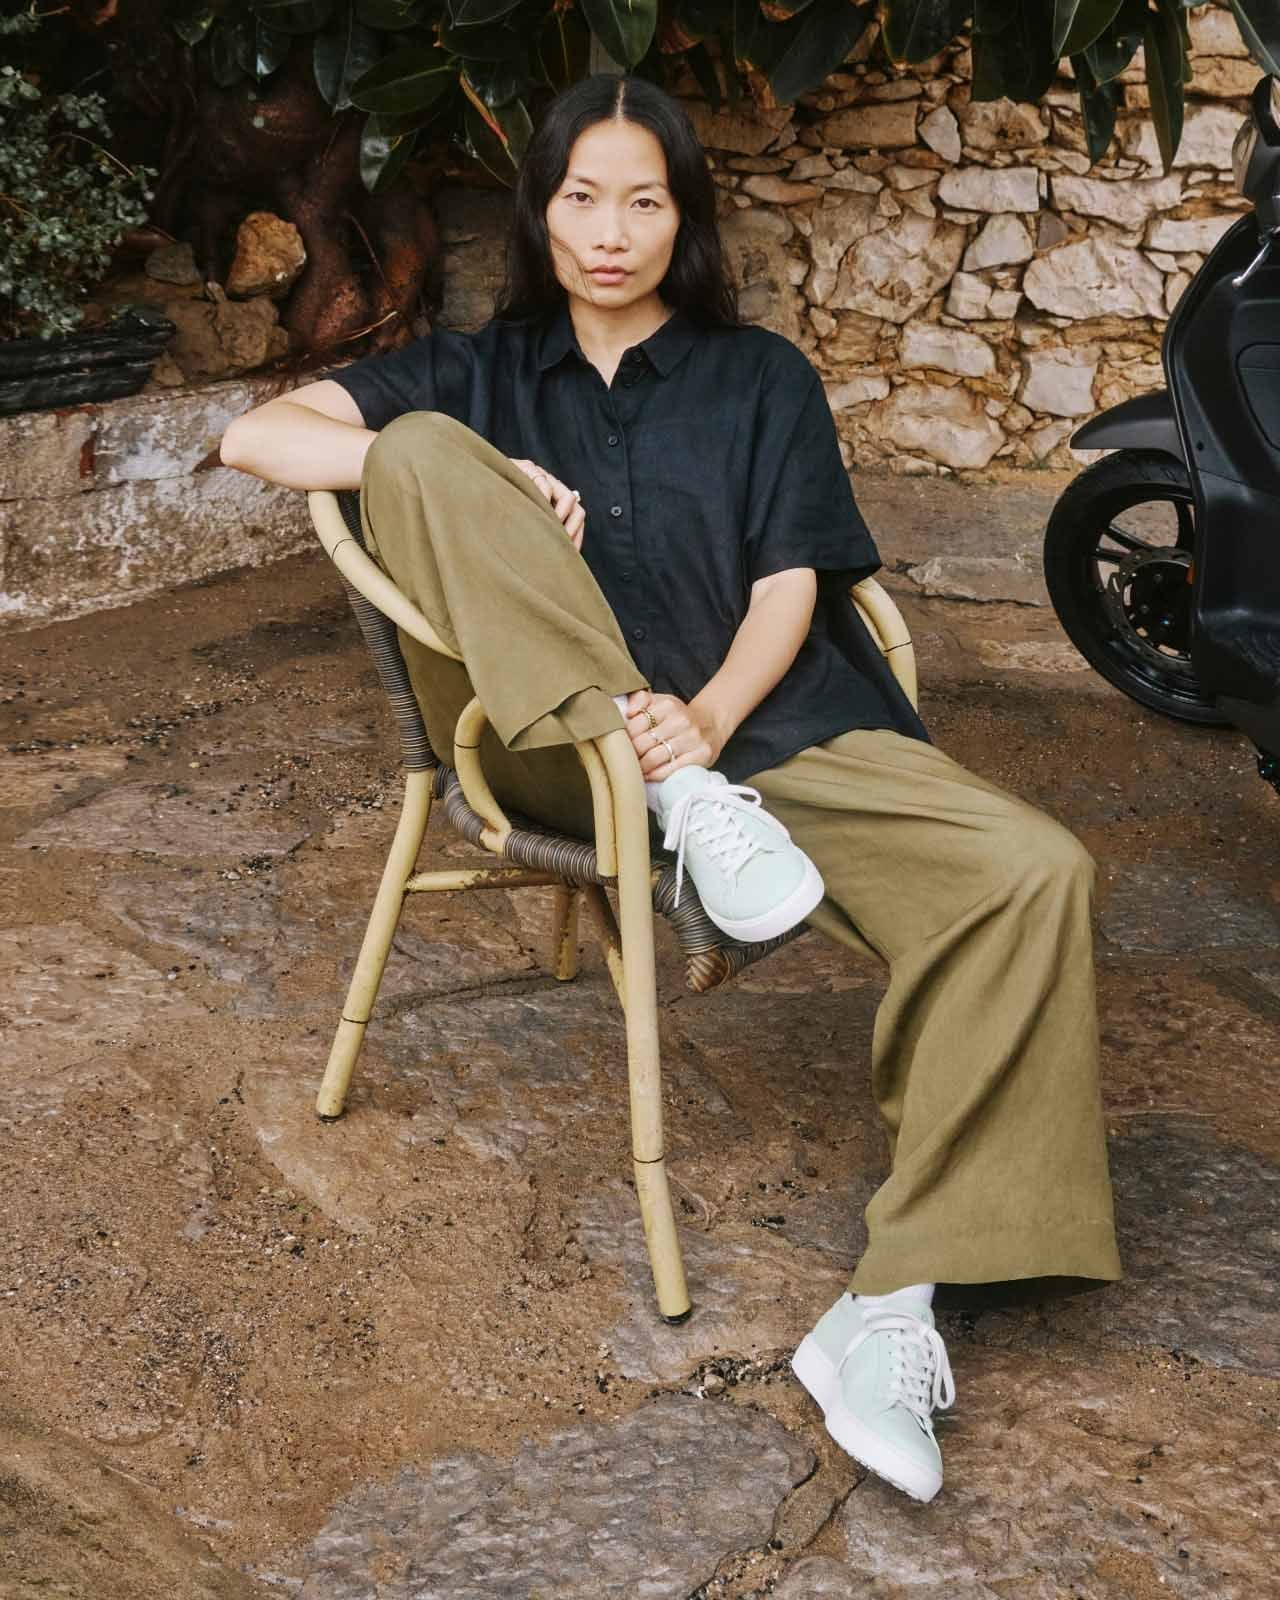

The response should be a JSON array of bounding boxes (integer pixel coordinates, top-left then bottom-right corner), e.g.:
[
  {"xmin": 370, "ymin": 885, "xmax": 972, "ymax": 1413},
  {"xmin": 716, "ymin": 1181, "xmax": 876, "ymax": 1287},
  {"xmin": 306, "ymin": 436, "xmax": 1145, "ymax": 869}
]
[{"xmin": 1, "ymin": 483, "xmax": 1277, "ymax": 1598}]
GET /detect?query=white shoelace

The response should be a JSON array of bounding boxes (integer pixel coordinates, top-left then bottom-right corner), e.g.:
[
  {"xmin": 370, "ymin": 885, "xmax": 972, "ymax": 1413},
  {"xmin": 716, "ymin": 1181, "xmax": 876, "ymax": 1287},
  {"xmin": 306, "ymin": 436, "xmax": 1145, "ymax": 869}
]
[
  {"xmin": 661, "ymin": 783, "xmax": 789, "ymax": 903},
  {"xmin": 836, "ymin": 1310, "xmax": 956, "ymax": 1435}
]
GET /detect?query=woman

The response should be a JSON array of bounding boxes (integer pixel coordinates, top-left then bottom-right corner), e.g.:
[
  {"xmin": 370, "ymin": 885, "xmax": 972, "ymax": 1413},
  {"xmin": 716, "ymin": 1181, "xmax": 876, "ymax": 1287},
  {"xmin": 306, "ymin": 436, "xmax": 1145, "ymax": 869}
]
[{"xmin": 221, "ymin": 72, "xmax": 1122, "ymax": 1505}]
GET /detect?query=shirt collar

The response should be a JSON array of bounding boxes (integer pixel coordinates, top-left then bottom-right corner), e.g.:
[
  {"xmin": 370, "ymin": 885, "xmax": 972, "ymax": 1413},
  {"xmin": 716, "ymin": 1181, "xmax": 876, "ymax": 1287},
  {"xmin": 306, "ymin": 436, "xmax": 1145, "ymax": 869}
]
[{"xmin": 536, "ymin": 301, "xmax": 698, "ymax": 378}]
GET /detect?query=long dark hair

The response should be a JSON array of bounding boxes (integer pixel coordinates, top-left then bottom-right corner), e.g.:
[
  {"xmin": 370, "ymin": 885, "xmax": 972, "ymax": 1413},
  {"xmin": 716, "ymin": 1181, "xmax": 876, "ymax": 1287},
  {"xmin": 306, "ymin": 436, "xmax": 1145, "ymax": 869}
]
[{"xmin": 492, "ymin": 74, "xmax": 739, "ymax": 327}]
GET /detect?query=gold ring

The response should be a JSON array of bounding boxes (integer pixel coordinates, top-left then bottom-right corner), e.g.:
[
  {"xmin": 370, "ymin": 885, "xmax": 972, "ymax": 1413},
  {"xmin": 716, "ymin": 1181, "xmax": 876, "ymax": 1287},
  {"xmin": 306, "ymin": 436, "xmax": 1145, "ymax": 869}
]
[{"xmin": 643, "ymin": 708, "xmax": 658, "ymax": 732}]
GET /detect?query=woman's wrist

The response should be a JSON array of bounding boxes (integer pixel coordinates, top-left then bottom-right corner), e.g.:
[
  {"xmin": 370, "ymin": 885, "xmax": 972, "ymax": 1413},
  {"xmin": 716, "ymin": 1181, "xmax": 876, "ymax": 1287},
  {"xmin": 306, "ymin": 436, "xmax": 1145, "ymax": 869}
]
[{"xmin": 689, "ymin": 691, "xmax": 737, "ymax": 762}]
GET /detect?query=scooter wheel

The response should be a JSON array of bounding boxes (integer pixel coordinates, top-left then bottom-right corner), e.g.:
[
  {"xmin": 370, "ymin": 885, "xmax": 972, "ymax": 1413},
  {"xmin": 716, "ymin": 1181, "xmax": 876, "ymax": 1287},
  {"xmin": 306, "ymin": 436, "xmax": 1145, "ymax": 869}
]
[{"xmin": 1043, "ymin": 448, "xmax": 1230, "ymax": 727}]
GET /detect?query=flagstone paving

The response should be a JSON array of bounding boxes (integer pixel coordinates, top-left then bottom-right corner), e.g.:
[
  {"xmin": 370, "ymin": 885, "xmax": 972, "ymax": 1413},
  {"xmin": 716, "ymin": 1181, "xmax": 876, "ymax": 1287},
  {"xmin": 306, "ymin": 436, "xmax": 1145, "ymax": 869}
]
[{"xmin": 1, "ymin": 545, "xmax": 1276, "ymax": 1598}]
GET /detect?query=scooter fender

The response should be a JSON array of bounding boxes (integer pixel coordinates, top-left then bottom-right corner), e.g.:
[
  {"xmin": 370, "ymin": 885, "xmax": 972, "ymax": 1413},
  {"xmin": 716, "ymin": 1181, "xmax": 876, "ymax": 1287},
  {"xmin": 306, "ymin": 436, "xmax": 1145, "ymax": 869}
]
[{"xmin": 1070, "ymin": 391, "xmax": 1184, "ymax": 462}]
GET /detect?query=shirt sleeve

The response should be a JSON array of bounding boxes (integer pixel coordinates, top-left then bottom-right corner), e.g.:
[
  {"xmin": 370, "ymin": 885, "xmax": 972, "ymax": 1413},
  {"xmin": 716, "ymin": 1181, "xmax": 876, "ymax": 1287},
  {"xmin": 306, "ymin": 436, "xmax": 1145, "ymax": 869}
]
[
  {"xmin": 325, "ymin": 335, "xmax": 438, "ymax": 432},
  {"xmin": 742, "ymin": 343, "xmax": 881, "ymax": 587}
]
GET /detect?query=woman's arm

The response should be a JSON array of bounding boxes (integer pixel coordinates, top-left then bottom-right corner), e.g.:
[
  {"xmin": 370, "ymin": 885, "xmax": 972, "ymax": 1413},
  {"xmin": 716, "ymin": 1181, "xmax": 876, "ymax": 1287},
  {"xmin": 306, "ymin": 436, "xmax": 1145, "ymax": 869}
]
[
  {"xmin": 221, "ymin": 381, "xmax": 586, "ymax": 546},
  {"xmin": 625, "ymin": 566, "xmax": 817, "ymax": 778},
  {"xmin": 218, "ymin": 378, "xmax": 375, "ymax": 491}
]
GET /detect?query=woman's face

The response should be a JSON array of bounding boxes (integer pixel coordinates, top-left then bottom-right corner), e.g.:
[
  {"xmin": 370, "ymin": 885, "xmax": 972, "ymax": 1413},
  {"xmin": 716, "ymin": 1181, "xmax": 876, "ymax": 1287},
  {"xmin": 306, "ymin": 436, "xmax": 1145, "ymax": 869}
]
[{"xmin": 545, "ymin": 118, "xmax": 681, "ymax": 313}]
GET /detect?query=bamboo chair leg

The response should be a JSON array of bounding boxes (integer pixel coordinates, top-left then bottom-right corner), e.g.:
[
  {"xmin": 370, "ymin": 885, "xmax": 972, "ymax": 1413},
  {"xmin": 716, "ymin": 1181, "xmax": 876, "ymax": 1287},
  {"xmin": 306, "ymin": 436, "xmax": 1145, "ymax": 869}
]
[
  {"xmin": 316, "ymin": 769, "xmax": 433, "ymax": 1120},
  {"xmin": 597, "ymin": 731, "xmax": 691, "ymax": 1324},
  {"xmin": 550, "ymin": 883, "xmax": 581, "ymax": 981}
]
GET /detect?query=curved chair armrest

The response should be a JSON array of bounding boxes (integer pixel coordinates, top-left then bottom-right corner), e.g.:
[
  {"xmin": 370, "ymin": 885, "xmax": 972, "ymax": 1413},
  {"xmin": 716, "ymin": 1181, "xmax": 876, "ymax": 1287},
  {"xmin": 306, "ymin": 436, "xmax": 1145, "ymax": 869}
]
[
  {"xmin": 851, "ymin": 575, "xmax": 918, "ymax": 711},
  {"xmin": 308, "ymin": 489, "xmax": 463, "ymax": 664}
]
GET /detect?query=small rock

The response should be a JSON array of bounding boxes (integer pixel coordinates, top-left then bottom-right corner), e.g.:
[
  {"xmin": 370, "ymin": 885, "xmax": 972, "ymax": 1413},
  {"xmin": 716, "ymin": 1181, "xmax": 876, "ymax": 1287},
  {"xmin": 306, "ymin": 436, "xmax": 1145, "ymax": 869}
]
[
  {"xmin": 740, "ymin": 175, "xmax": 823, "ymax": 205},
  {"xmin": 1019, "ymin": 346, "xmax": 1098, "ymax": 417},
  {"xmin": 919, "ymin": 103, "xmax": 961, "ymax": 164},
  {"xmin": 1024, "ymin": 237, "xmax": 1166, "ymax": 319},
  {"xmin": 821, "ymin": 102, "xmax": 919, "ymax": 150},
  {"xmin": 1145, "ymin": 214, "xmax": 1238, "ymax": 254},
  {"xmin": 226, "ymin": 211, "xmax": 307, "ymax": 300},
  {"xmin": 945, "ymin": 270, "xmax": 992, "ymax": 319},
  {"xmin": 825, "ymin": 373, "xmax": 891, "ymax": 408},
  {"xmin": 958, "ymin": 97, "xmax": 1049, "ymax": 151},
  {"xmin": 872, "ymin": 381, "xmax": 1006, "ymax": 471},
  {"xmin": 790, "ymin": 154, "xmax": 834, "ymax": 180},
  {"xmin": 145, "ymin": 241, "xmax": 201, "ymax": 286},
  {"xmin": 938, "ymin": 165, "xmax": 1040, "ymax": 213},
  {"xmin": 963, "ymin": 212, "xmax": 1034, "ymax": 271},
  {"xmin": 907, "ymin": 550, "xmax": 1046, "ymax": 604},
  {"xmin": 901, "ymin": 322, "xmax": 996, "ymax": 377}
]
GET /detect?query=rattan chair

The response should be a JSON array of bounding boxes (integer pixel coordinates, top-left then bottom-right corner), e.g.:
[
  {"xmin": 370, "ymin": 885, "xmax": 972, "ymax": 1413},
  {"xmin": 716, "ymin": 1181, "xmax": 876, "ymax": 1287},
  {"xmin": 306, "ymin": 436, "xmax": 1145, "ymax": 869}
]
[{"xmin": 308, "ymin": 487, "xmax": 919, "ymax": 1324}]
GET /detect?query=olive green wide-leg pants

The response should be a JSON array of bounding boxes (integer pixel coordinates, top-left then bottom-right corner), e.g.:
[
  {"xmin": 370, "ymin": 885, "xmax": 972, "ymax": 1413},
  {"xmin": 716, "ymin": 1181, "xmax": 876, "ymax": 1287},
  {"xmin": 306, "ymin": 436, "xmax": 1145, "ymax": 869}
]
[{"xmin": 359, "ymin": 410, "xmax": 1123, "ymax": 1296}]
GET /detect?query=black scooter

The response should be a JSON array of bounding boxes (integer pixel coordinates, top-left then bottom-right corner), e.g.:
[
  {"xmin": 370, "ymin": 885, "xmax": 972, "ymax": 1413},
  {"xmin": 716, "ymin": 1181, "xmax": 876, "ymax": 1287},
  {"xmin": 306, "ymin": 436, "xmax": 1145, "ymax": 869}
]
[{"xmin": 1043, "ymin": 74, "xmax": 1280, "ymax": 795}]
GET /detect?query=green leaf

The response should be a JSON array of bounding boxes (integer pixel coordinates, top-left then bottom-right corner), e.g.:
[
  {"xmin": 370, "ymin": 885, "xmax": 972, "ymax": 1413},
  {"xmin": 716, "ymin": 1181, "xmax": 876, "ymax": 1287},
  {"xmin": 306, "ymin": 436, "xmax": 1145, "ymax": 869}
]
[
  {"xmin": 675, "ymin": 0, "xmax": 735, "ymax": 37},
  {"xmin": 449, "ymin": 0, "xmax": 524, "ymax": 24},
  {"xmin": 209, "ymin": 19, "xmax": 253, "ymax": 85},
  {"xmin": 1071, "ymin": 49, "xmax": 1119, "ymax": 162},
  {"xmin": 490, "ymin": 95, "xmax": 532, "ymax": 162},
  {"xmin": 314, "ymin": 14, "xmax": 383, "ymax": 108},
  {"xmin": 246, "ymin": 19, "xmax": 293, "ymax": 75},
  {"xmin": 730, "ymin": 0, "xmax": 805, "ymax": 73},
  {"xmin": 247, "ymin": 0, "xmax": 337, "ymax": 35},
  {"xmin": 578, "ymin": 0, "xmax": 659, "ymax": 69},
  {"xmin": 1228, "ymin": 1, "xmax": 1280, "ymax": 75},
  {"xmin": 882, "ymin": 0, "xmax": 971, "ymax": 65},
  {"xmin": 464, "ymin": 53, "xmax": 538, "ymax": 106},
  {"xmin": 1054, "ymin": 0, "xmax": 1121, "ymax": 57},
  {"xmin": 1144, "ymin": 0, "xmax": 1186, "ymax": 171},
  {"xmin": 684, "ymin": 40, "xmax": 723, "ymax": 109},
  {"xmin": 1082, "ymin": 0, "xmax": 1145, "ymax": 82},
  {"xmin": 460, "ymin": 98, "xmax": 518, "ymax": 182},
  {"xmin": 349, "ymin": 43, "xmax": 456, "ymax": 112},
  {"xmin": 356, "ymin": 0, "xmax": 432, "ymax": 25},
  {"xmin": 439, "ymin": 20, "xmax": 525, "ymax": 58},
  {"xmin": 171, "ymin": 6, "xmax": 216, "ymax": 46},
  {"xmin": 359, "ymin": 112, "xmax": 418, "ymax": 190},
  {"xmin": 770, "ymin": 0, "xmax": 876, "ymax": 105},
  {"xmin": 971, "ymin": 0, "xmax": 1056, "ymax": 100}
]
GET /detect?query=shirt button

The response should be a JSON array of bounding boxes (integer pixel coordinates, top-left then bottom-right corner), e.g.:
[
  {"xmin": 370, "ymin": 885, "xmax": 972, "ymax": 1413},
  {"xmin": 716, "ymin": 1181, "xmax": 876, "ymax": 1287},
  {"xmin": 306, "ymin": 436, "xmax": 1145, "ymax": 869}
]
[
  {"xmin": 620, "ymin": 569, "xmax": 635, "ymax": 582},
  {"xmin": 609, "ymin": 504, "xmax": 623, "ymax": 518},
  {"xmin": 631, "ymin": 626, "xmax": 647, "ymax": 642},
  {"xmin": 607, "ymin": 434, "xmax": 620, "ymax": 447}
]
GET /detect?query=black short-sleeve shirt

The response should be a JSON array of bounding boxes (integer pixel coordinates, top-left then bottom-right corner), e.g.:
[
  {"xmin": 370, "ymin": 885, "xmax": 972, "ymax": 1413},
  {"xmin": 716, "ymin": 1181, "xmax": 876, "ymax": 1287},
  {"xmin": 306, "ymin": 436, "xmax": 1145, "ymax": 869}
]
[{"xmin": 329, "ymin": 303, "xmax": 929, "ymax": 782}]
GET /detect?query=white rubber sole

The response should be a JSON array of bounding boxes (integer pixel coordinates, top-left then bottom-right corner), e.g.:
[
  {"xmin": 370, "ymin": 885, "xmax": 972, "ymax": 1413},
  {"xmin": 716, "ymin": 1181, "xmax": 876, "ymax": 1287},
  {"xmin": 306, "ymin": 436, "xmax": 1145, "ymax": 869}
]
[
  {"xmin": 701, "ymin": 856, "xmax": 826, "ymax": 943},
  {"xmin": 791, "ymin": 1333, "xmax": 942, "ymax": 1504}
]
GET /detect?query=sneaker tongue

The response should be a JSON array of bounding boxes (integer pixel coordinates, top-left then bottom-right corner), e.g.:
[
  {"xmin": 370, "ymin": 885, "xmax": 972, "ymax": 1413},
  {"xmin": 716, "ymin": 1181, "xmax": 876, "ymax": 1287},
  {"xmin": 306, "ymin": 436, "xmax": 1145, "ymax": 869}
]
[{"xmin": 657, "ymin": 768, "xmax": 726, "ymax": 810}]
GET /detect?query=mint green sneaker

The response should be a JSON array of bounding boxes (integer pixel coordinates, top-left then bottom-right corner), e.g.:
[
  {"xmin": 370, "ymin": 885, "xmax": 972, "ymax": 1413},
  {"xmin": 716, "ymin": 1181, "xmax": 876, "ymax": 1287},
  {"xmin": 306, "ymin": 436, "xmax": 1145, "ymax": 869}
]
[
  {"xmin": 791, "ymin": 1292, "xmax": 955, "ymax": 1503},
  {"xmin": 654, "ymin": 768, "xmax": 824, "ymax": 942}
]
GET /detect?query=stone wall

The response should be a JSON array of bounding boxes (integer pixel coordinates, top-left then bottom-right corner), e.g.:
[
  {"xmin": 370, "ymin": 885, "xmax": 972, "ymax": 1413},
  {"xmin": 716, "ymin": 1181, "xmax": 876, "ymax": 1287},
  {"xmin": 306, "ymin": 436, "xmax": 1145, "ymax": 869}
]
[
  {"xmin": 439, "ymin": 3, "xmax": 1254, "ymax": 477},
  {"xmin": 0, "ymin": 377, "xmax": 308, "ymax": 629}
]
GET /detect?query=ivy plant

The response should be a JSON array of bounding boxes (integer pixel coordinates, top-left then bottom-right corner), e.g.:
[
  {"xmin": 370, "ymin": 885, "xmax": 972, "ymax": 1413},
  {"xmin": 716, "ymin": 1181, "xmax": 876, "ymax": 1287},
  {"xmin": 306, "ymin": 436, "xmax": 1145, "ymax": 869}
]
[{"xmin": 0, "ymin": 15, "xmax": 156, "ymax": 341}]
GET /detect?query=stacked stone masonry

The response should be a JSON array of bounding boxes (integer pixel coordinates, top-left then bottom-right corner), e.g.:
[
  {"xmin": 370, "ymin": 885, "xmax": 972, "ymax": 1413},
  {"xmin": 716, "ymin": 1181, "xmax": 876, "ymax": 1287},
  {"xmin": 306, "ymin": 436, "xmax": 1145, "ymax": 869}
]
[{"xmin": 675, "ymin": 3, "xmax": 1254, "ymax": 475}]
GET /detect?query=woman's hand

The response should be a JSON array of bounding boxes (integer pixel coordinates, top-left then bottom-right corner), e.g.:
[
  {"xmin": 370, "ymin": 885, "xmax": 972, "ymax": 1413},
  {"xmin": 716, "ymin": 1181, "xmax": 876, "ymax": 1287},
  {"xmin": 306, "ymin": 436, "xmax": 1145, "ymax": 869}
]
[
  {"xmin": 620, "ymin": 689, "xmax": 729, "ymax": 781},
  {"xmin": 510, "ymin": 457, "xmax": 586, "ymax": 550}
]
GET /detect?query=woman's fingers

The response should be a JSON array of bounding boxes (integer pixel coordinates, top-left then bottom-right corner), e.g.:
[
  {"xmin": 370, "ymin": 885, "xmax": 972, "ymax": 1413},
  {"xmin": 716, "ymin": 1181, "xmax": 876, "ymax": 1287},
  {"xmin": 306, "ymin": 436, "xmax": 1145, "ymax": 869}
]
[
  {"xmin": 635, "ymin": 697, "xmax": 712, "ymax": 777},
  {"xmin": 511, "ymin": 458, "xmax": 585, "ymax": 543}
]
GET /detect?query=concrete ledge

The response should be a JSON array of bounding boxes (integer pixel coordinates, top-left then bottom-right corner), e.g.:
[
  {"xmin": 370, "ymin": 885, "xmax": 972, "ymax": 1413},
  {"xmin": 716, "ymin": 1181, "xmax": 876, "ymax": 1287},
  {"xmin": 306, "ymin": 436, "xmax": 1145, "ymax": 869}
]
[{"xmin": 0, "ymin": 375, "xmax": 312, "ymax": 632}]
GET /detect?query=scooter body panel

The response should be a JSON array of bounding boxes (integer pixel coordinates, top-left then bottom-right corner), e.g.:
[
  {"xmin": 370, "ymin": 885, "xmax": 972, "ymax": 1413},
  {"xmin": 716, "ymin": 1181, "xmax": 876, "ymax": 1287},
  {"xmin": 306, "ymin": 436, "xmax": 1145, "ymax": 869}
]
[
  {"xmin": 1070, "ymin": 391, "xmax": 1184, "ymax": 460},
  {"xmin": 1163, "ymin": 215, "xmax": 1280, "ymax": 718}
]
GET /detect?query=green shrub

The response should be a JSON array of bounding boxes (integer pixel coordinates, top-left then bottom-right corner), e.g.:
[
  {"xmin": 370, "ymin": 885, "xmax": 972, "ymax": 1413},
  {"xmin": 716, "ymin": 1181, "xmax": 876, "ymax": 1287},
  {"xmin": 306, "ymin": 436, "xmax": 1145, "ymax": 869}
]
[{"xmin": 0, "ymin": 34, "xmax": 155, "ymax": 342}]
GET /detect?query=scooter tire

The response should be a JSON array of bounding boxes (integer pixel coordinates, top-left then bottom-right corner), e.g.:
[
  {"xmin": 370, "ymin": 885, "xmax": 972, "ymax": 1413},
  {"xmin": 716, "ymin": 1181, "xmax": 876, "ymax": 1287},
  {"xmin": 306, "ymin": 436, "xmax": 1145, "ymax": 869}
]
[{"xmin": 1043, "ymin": 448, "xmax": 1229, "ymax": 727}]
